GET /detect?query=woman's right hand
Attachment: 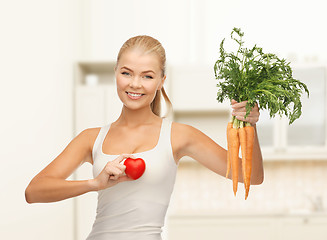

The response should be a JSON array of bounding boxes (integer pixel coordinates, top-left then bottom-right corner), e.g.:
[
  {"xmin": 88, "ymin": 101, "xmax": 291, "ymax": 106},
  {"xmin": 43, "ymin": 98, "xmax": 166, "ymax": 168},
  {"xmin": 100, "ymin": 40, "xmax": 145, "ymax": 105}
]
[{"xmin": 92, "ymin": 154, "xmax": 136, "ymax": 191}]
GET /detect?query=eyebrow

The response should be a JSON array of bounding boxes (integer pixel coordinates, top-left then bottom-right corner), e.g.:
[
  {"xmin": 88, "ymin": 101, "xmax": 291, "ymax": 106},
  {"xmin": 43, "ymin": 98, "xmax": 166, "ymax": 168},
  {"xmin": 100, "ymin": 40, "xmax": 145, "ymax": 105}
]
[{"xmin": 121, "ymin": 66, "xmax": 155, "ymax": 74}]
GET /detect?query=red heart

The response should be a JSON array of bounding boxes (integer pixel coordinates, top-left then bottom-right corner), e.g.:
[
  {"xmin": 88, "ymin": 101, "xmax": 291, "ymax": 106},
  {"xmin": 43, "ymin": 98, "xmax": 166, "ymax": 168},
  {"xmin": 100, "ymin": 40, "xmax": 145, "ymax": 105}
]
[{"xmin": 124, "ymin": 158, "xmax": 146, "ymax": 180}]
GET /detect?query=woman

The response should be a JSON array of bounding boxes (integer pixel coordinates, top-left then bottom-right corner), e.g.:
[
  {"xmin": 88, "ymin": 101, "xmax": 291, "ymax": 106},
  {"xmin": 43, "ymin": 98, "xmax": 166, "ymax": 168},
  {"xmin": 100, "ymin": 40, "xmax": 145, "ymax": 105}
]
[{"xmin": 25, "ymin": 35, "xmax": 264, "ymax": 240}]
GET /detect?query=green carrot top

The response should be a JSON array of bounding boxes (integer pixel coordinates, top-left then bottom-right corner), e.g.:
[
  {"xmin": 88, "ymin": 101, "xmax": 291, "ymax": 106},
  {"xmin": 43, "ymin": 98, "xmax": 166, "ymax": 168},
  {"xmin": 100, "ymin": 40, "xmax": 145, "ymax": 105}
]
[{"xmin": 214, "ymin": 27, "xmax": 309, "ymax": 125}]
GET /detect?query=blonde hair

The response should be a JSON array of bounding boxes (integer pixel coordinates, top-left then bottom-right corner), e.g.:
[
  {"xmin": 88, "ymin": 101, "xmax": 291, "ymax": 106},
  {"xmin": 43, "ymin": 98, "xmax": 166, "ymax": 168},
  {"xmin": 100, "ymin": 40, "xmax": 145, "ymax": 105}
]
[{"xmin": 115, "ymin": 35, "xmax": 172, "ymax": 117}]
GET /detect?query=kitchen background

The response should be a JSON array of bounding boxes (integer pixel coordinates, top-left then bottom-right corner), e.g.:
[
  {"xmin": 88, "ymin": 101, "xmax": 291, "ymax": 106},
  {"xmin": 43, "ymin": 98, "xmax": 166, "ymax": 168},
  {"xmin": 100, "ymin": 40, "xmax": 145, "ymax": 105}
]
[{"xmin": 1, "ymin": 0, "xmax": 326, "ymax": 239}]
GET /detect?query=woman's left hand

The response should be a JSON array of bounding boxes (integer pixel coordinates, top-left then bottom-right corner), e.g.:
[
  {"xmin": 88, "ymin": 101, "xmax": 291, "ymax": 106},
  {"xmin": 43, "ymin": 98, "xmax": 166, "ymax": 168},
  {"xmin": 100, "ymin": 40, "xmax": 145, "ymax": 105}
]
[{"xmin": 231, "ymin": 99, "xmax": 260, "ymax": 126}]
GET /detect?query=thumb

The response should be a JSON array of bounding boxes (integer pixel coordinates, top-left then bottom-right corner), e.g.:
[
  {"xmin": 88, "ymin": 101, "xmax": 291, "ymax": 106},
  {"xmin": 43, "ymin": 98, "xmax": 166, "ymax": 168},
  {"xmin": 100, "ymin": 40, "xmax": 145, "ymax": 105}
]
[{"xmin": 117, "ymin": 175, "xmax": 134, "ymax": 183}]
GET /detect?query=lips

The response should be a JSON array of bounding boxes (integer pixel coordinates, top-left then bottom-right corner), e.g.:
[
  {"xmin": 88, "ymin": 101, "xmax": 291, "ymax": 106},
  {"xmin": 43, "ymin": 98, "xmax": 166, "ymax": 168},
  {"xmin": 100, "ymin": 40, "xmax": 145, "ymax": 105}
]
[
  {"xmin": 126, "ymin": 91, "xmax": 145, "ymax": 95},
  {"xmin": 126, "ymin": 91, "xmax": 145, "ymax": 100}
]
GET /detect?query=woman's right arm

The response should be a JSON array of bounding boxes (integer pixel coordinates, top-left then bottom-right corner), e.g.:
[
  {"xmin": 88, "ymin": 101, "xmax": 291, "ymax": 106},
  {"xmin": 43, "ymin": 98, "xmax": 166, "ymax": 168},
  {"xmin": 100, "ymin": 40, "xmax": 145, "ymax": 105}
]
[
  {"xmin": 25, "ymin": 128, "xmax": 98, "ymax": 204},
  {"xmin": 25, "ymin": 128, "xmax": 137, "ymax": 204}
]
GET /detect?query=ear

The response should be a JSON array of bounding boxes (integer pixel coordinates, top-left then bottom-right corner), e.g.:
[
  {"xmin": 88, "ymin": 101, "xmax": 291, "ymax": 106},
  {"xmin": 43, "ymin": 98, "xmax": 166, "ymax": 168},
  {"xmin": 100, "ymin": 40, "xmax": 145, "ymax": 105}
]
[{"xmin": 158, "ymin": 75, "xmax": 166, "ymax": 91}]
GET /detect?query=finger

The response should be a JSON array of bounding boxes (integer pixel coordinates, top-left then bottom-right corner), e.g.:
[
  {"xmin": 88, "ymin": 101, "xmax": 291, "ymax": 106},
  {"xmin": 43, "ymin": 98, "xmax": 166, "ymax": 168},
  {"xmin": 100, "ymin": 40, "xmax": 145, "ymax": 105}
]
[
  {"xmin": 114, "ymin": 163, "xmax": 126, "ymax": 171},
  {"xmin": 235, "ymin": 115, "xmax": 258, "ymax": 124},
  {"xmin": 232, "ymin": 107, "xmax": 246, "ymax": 113},
  {"xmin": 235, "ymin": 115, "xmax": 252, "ymax": 122},
  {"xmin": 231, "ymin": 99, "xmax": 238, "ymax": 104},
  {"xmin": 233, "ymin": 102, "xmax": 260, "ymax": 115},
  {"xmin": 113, "ymin": 155, "xmax": 125, "ymax": 163},
  {"xmin": 121, "ymin": 153, "xmax": 137, "ymax": 159},
  {"xmin": 106, "ymin": 165, "xmax": 122, "ymax": 176},
  {"xmin": 110, "ymin": 174, "xmax": 120, "ymax": 181},
  {"xmin": 234, "ymin": 111, "xmax": 259, "ymax": 119},
  {"xmin": 113, "ymin": 154, "xmax": 136, "ymax": 163},
  {"xmin": 108, "ymin": 172, "xmax": 121, "ymax": 181},
  {"xmin": 110, "ymin": 169, "xmax": 124, "ymax": 180},
  {"xmin": 232, "ymin": 100, "xmax": 248, "ymax": 109},
  {"xmin": 232, "ymin": 111, "xmax": 245, "ymax": 117}
]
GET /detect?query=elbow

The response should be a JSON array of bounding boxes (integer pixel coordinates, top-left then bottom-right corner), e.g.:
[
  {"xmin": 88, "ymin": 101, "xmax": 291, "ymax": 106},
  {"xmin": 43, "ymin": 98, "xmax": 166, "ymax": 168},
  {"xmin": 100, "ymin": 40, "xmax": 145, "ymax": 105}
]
[
  {"xmin": 257, "ymin": 176, "xmax": 264, "ymax": 185},
  {"xmin": 252, "ymin": 175, "xmax": 264, "ymax": 185},
  {"xmin": 25, "ymin": 187, "xmax": 33, "ymax": 204},
  {"xmin": 25, "ymin": 176, "xmax": 43, "ymax": 204},
  {"xmin": 25, "ymin": 184, "xmax": 37, "ymax": 204},
  {"xmin": 251, "ymin": 163, "xmax": 264, "ymax": 185}
]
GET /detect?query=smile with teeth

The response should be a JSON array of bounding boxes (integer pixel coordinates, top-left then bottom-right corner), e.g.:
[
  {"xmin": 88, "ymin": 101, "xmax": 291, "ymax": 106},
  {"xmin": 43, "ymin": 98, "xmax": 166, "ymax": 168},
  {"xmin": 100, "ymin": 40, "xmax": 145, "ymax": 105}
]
[
  {"xmin": 126, "ymin": 91, "xmax": 145, "ymax": 99},
  {"xmin": 127, "ymin": 92, "xmax": 143, "ymax": 96}
]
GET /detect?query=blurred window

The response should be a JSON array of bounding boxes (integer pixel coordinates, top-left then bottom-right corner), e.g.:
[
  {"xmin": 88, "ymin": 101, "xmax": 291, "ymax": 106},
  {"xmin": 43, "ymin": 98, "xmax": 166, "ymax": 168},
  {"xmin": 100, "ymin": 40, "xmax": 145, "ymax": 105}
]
[{"xmin": 287, "ymin": 67, "xmax": 325, "ymax": 146}]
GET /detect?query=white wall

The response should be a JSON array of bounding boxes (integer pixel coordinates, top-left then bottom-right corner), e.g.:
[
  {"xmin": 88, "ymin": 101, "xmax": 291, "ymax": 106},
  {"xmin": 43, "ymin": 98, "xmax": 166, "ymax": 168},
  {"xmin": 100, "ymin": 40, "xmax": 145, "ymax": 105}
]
[
  {"xmin": 84, "ymin": 0, "xmax": 327, "ymax": 65},
  {"xmin": 0, "ymin": 0, "xmax": 81, "ymax": 239}
]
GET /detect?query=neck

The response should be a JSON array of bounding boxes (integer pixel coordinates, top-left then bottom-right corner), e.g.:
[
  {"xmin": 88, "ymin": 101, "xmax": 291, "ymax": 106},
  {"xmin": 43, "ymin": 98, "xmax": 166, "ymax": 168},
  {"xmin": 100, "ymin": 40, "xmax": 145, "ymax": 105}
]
[{"xmin": 115, "ymin": 105, "xmax": 160, "ymax": 128}]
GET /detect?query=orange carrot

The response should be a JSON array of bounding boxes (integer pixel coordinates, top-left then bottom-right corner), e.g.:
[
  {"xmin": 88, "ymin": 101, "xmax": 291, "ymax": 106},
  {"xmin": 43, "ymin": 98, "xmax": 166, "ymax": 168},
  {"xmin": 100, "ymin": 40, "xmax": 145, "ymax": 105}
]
[
  {"xmin": 244, "ymin": 123, "xmax": 254, "ymax": 200},
  {"xmin": 230, "ymin": 119, "xmax": 240, "ymax": 196},
  {"xmin": 238, "ymin": 121, "xmax": 247, "ymax": 195},
  {"xmin": 226, "ymin": 121, "xmax": 233, "ymax": 178}
]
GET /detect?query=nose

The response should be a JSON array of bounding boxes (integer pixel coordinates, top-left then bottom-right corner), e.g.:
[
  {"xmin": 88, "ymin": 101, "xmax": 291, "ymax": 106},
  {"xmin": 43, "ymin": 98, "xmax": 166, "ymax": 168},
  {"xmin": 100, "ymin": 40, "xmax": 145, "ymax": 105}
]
[{"xmin": 129, "ymin": 76, "xmax": 142, "ymax": 89}]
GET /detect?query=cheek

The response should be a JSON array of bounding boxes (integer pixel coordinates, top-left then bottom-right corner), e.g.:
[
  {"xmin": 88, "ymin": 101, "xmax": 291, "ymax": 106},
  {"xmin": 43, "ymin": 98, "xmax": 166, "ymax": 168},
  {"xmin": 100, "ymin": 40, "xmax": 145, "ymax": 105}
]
[
  {"xmin": 115, "ymin": 78, "xmax": 127, "ymax": 101},
  {"xmin": 146, "ymin": 80, "xmax": 162, "ymax": 91},
  {"xmin": 145, "ymin": 83, "xmax": 157, "ymax": 92},
  {"xmin": 144, "ymin": 85, "xmax": 160, "ymax": 97},
  {"xmin": 116, "ymin": 76, "xmax": 128, "ymax": 90}
]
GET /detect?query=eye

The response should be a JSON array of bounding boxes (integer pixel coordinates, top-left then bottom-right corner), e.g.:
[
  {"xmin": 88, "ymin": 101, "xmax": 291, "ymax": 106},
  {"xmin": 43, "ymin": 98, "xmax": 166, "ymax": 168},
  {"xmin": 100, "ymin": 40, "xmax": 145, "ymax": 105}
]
[
  {"xmin": 144, "ymin": 75, "xmax": 153, "ymax": 79},
  {"xmin": 121, "ymin": 72, "xmax": 130, "ymax": 76}
]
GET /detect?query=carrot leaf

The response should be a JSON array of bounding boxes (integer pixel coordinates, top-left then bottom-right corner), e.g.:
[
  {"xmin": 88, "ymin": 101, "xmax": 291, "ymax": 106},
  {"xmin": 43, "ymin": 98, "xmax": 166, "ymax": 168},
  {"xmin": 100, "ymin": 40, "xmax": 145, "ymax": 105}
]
[{"xmin": 214, "ymin": 27, "xmax": 309, "ymax": 125}]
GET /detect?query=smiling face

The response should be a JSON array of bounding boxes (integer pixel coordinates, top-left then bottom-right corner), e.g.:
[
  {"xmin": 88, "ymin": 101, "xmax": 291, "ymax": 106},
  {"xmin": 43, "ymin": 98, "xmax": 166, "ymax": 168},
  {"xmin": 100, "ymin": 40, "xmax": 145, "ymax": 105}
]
[{"xmin": 115, "ymin": 48, "xmax": 166, "ymax": 111}]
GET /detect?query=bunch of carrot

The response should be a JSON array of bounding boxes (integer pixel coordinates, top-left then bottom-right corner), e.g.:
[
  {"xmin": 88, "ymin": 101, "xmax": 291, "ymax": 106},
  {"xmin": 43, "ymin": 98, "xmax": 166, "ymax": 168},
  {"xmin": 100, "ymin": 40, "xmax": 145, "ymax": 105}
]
[{"xmin": 226, "ymin": 116, "xmax": 254, "ymax": 200}]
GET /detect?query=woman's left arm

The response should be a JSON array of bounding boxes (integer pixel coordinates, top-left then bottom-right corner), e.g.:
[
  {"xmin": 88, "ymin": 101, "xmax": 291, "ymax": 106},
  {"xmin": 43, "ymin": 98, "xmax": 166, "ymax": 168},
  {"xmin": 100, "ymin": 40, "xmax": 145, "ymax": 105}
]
[{"xmin": 176, "ymin": 100, "xmax": 264, "ymax": 185}]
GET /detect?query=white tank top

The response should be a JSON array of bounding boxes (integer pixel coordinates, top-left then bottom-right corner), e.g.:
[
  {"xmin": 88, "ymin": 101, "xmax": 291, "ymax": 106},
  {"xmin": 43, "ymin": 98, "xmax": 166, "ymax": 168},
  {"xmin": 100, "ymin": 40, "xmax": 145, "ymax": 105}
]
[{"xmin": 86, "ymin": 117, "xmax": 178, "ymax": 240}]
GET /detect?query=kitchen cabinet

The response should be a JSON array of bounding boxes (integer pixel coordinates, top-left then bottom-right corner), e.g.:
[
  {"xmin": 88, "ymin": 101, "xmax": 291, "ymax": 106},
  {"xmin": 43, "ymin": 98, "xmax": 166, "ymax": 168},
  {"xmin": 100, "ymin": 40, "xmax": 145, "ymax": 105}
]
[
  {"xmin": 73, "ymin": 63, "xmax": 327, "ymax": 163},
  {"xmin": 167, "ymin": 213, "xmax": 327, "ymax": 240},
  {"xmin": 74, "ymin": 61, "xmax": 122, "ymax": 133},
  {"xmin": 72, "ymin": 61, "xmax": 327, "ymax": 239},
  {"xmin": 170, "ymin": 64, "xmax": 230, "ymax": 112},
  {"xmin": 169, "ymin": 64, "xmax": 231, "ymax": 163},
  {"xmin": 75, "ymin": 86, "xmax": 106, "ymax": 132},
  {"xmin": 169, "ymin": 64, "xmax": 327, "ymax": 161},
  {"xmin": 73, "ymin": 61, "xmax": 122, "ymax": 240},
  {"xmin": 73, "ymin": 62, "xmax": 327, "ymax": 167},
  {"xmin": 256, "ymin": 65, "xmax": 327, "ymax": 161}
]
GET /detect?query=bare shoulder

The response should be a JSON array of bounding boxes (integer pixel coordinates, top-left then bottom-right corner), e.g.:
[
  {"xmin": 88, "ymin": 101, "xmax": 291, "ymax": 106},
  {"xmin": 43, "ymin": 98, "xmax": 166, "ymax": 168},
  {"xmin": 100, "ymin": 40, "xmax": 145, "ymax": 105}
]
[
  {"xmin": 82, "ymin": 127, "xmax": 101, "ymax": 164},
  {"xmin": 65, "ymin": 126, "xmax": 101, "ymax": 165},
  {"xmin": 84, "ymin": 127, "xmax": 101, "ymax": 140}
]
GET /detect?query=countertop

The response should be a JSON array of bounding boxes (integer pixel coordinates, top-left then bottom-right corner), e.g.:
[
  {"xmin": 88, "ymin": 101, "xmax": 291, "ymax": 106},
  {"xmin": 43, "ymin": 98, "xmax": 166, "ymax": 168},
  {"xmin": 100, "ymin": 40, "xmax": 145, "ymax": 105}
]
[{"xmin": 168, "ymin": 210, "xmax": 327, "ymax": 218}]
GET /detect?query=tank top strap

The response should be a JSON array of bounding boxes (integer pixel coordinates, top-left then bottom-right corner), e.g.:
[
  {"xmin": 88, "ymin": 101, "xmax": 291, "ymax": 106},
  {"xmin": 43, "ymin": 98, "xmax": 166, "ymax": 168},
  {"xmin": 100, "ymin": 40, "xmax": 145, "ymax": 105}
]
[
  {"xmin": 92, "ymin": 124, "xmax": 110, "ymax": 161},
  {"xmin": 160, "ymin": 117, "xmax": 171, "ymax": 142},
  {"xmin": 159, "ymin": 117, "xmax": 173, "ymax": 156}
]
